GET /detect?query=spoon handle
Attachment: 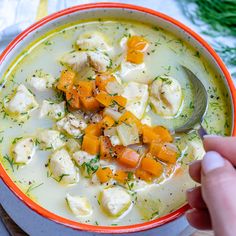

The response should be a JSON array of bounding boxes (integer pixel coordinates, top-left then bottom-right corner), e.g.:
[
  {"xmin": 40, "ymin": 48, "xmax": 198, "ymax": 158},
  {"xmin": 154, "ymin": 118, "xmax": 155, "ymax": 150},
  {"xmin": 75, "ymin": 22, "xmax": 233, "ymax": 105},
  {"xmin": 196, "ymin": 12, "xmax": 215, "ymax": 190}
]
[{"xmin": 198, "ymin": 125, "xmax": 208, "ymax": 140}]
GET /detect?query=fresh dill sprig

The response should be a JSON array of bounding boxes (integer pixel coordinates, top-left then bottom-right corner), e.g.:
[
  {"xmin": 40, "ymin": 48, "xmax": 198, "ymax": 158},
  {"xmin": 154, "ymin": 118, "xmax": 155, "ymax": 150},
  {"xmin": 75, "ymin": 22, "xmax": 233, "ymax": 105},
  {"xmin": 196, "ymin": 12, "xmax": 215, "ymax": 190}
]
[{"xmin": 179, "ymin": 0, "xmax": 236, "ymax": 36}]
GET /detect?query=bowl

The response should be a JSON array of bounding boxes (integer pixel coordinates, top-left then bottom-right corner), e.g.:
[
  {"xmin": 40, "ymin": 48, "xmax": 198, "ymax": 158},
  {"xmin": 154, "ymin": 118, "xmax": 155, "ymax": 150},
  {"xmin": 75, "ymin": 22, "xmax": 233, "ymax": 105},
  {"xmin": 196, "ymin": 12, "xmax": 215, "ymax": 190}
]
[{"xmin": 0, "ymin": 2, "xmax": 235, "ymax": 234}]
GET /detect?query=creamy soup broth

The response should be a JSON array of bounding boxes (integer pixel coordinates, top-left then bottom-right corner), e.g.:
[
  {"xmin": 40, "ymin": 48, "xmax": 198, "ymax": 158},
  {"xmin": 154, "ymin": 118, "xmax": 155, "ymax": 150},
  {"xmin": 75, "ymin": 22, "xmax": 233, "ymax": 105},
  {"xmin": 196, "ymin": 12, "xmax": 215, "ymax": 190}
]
[{"xmin": 0, "ymin": 19, "xmax": 232, "ymax": 226}]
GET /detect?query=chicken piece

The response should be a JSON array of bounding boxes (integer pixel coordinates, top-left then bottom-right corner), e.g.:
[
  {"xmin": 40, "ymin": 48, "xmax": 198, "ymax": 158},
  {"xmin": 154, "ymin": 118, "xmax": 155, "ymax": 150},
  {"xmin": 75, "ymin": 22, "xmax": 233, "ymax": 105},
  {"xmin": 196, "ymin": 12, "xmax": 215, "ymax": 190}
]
[
  {"xmin": 73, "ymin": 150, "xmax": 99, "ymax": 177},
  {"xmin": 37, "ymin": 129, "xmax": 65, "ymax": 150},
  {"xmin": 76, "ymin": 32, "xmax": 110, "ymax": 51},
  {"xmin": 101, "ymin": 187, "xmax": 131, "ymax": 216},
  {"xmin": 60, "ymin": 51, "xmax": 88, "ymax": 73},
  {"xmin": 27, "ymin": 70, "xmax": 56, "ymax": 91},
  {"xmin": 150, "ymin": 76, "xmax": 182, "ymax": 117},
  {"xmin": 4, "ymin": 84, "xmax": 38, "ymax": 116},
  {"xmin": 73, "ymin": 150, "xmax": 96, "ymax": 166},
  {"xmin": 122, "ymin": 82, "xmax": 149, "ymax": 119},
  {"xmin": 40, "ymin": 100, "xmax": 65, "ymax": 120},
  {"xmin": 119, "ymin": 61, "xmax": 148, "ymax": 83},
  {"xmin": 12, "ymin": 137, "xmax": 35, "ymax": 164},
  {"xmin": 66, "ymin": 193, "xmax": 92, "ymax": 217},
  {"xmin": 87, "ymin": 51, "xmax": 111, "ymax": 73},
  {"xmin": 49, "ymin": 149, "xmax": 79, "ymax": 184},
  {"xmin": 56, "ymin": 113, "xmax": 87, "ymax": 138}
]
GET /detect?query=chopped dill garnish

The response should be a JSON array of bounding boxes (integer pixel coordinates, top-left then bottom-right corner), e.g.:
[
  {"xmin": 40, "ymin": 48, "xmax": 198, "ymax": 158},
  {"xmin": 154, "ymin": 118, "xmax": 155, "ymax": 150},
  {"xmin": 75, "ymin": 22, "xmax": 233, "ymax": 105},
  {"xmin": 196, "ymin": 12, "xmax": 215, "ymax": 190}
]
[
  {"xmin": 26, "ymin": 182, "xmax": 44, "ymax": 194},
  {"xmin": 3, "ymin": 154, "xmax": 14, "ymax": 172}
]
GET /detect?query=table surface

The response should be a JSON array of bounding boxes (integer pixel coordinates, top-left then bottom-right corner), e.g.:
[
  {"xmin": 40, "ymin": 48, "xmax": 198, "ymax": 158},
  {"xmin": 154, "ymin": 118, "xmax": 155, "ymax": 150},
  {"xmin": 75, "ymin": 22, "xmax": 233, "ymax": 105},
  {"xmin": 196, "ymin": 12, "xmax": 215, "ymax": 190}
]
[{"xmin": 0, "ymin": 0, "xmax": 233, "ymax": 235}]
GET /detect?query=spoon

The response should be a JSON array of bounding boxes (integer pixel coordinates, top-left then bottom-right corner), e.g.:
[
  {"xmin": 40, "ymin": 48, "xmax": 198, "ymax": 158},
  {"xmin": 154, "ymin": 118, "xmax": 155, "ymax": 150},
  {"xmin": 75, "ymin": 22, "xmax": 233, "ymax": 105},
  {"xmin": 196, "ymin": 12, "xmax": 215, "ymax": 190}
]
[{"xmin": 175, "ymin": 65, "xmax": 208, "ymax": 138}]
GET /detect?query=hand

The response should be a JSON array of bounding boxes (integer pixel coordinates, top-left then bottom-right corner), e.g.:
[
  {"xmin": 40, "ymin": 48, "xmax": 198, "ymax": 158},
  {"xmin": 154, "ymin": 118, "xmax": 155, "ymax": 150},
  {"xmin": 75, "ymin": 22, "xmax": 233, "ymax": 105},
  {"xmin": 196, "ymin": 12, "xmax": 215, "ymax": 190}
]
[{"xmin": 186, "ymin": 136, "xmax": 236, "ymax": 236}]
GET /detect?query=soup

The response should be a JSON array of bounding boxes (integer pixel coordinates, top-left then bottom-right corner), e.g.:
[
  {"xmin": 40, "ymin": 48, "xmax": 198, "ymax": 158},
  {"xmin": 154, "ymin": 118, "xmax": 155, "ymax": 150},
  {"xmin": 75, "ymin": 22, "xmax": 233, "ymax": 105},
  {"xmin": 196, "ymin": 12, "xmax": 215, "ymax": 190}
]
[{"xmin": 0, "ymin": 19, "xmax": 231, "ymax": 226}]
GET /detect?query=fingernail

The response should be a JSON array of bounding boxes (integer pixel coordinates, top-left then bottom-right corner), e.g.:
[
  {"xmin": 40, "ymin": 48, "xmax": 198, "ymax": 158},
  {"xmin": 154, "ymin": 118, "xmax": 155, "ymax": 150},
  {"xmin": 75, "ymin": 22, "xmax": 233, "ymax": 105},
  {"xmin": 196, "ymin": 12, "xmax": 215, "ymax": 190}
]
[
  {"xmin": 185, "ymin": 209, "xmax": 195, "ymax": 216},
  {"xmin": 203, "ymin": 134, "xmax": 220, "ymax": 139},
  {"xmin": 189, "ymin": 160, "xmax": 200, "ymax": 166},
  {"xmin": 202, "ymin": 151, "xmax": 225, "ymax": 174},
  {"xmin": 186, "ymin": 187, "xmax": 196, "ymax": 193}
]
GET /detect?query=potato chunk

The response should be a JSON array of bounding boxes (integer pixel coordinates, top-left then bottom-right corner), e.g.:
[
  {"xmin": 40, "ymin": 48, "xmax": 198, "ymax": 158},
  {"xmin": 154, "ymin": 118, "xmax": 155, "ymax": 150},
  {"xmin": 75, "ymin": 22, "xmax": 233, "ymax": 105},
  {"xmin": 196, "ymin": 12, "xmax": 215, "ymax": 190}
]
[
  {"xmin": 56, "ymin": 113, "xmax": 87, "ymax": 138},
  {"xmin": 150, "ymin": 76, "xmax": 182, "ymax": 117},
  {"xmin": 66, "ymin": 193, "xmax": 92, "ymax": 217},
  {"xmin": 37, "ymin": 129, "xmax": 64, "ymax": 150},
  {"xmin": 117, "ymin": 123, "xmax": 139, "ymax": 146},
  {"xmin": 40, "ymin": 100, "xmax": 65, "ymax": 120},
  {"xmin": 122, "ymin": 82, "xmax": 148, "ymax": 119},
  {"xmin": 49, "ymin": 149, "xmax": 79, "ymax": 184},
  {"xmin": 13, "ymin": 137, "xmax": 35, "ymax": 164},
  {"xmin": 101, "ymin": 187, "xmax": 131, "ymax": 217},
  {"xmin": 4, "ymin": 84, "xmax": 38, "ymax": 116}
]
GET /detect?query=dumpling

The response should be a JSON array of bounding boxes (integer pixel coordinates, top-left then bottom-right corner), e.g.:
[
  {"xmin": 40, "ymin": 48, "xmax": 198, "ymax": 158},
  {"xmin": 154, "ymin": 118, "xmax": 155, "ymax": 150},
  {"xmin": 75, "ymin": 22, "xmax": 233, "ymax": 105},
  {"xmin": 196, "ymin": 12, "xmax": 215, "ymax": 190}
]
[{"xmin": 150, "ymin": 76, "xmax": 183, "ymax": 117}]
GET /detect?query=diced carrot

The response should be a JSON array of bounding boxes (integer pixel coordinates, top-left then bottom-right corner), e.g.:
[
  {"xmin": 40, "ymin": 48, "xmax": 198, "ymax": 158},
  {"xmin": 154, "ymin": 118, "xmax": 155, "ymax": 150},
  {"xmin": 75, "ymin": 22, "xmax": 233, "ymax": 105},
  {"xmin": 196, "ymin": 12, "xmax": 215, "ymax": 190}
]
[
  {"xmin": 117, "ymin": 148, "xmax": 140, "ymax": 168},
  {"xmin": 126, "ymin": 36, "xmax": 148, "ymax": 64},
  {"xmin": 157, "ymin": 145, "xmax": 178, "ymax": 164},
  {"xmin": 114, "ymin": 170, "xmax": 128, "ymax": 184},
  {"xmin": 127, "ymin": 49, "xmax": 144, "ymax": 64},
  {"xmin": 118, "ymin": 111, "xmax": 142, "ymax": 133},
  {"xmin": 80, "ymin": 96, "xmax": 100, "ymax": 111},
  {"xmin": 101, "ymin": 115, "xmax": 115, "ymax": 129},
  {"xmin": 57, "ymin": 70, "xmax": 76, "ymax": 92},
  {"xmin": 135, "ymin": 168, "xmax": 153, "ymax": 182},
  {"xmin": 95, "ymin": 92, "xmax": 113, "ymax": 107},
  {"xmin": 100, "ymin": 136, "xmax": 113, "ymax": 160},
  {"xmin": 141, "ymin": 154, "xmax": 163, "ymax": 177},
  {"xmin": 127, "ymin": 36, "xmax": 149, "ymax": 51},
  {"xmin": 82, "ymin": 134, "xmax": 100, "ymax": 155},
  {"xmin": 77, "ymin": 81, "xmax": 94, "ymax": 97},
  {"xmin": 154, "ymin": 126, "xmax": 173, "ymax": 142},
  {"xmin": 113, "ymin": 145, "xmax": 126, "ymax": 157},
  {"xmin": 96, "ymin": 167, "xmax": 113, "ymax": 183},
  {"xmin": 142, "ymin": 125, "xmax": 161, "ymax": 143},
  {"xmin": 113, "ymin": 96, "xmax": 127, "ymax": 107},
  {"xmin": 95, "ymin": 74, "xmax": 116, "ymax": 91},
  {"xmin": 65, "ymin": 86, "xmax": 80, "ymax": 109},
  {"xmin": 149, "ymin": 141, "xmax": 163, "ymax": 157},
  {"xmin": 85, "ymin": 123, "xmax": 101, "ymax": 136}
]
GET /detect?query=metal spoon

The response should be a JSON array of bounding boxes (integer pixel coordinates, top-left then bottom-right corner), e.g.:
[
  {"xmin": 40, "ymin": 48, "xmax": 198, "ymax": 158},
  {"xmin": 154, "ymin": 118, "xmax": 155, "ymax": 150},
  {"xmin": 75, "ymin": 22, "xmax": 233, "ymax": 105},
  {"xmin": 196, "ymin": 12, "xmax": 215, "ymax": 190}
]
[{"xmin": 175, "ymin": 66, "xmax": 208, "ymax": 138}]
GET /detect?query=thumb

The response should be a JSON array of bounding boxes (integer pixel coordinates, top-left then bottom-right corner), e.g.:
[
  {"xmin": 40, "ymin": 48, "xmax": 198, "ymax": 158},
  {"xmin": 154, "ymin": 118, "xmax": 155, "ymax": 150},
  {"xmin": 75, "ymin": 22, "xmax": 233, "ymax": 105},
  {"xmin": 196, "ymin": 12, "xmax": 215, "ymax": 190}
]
[{"xmin": 201, "ymin": 151, "xmax": 236, "ymax": 236}]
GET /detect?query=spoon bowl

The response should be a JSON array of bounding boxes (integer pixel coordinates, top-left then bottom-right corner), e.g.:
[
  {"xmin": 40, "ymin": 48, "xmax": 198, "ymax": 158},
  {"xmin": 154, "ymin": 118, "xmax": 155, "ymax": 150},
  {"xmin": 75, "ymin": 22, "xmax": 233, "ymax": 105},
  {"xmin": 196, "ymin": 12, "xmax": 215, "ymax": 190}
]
[{"xmin": 175, "ymin": 66, "xmax": 208, "ymax": 136}]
